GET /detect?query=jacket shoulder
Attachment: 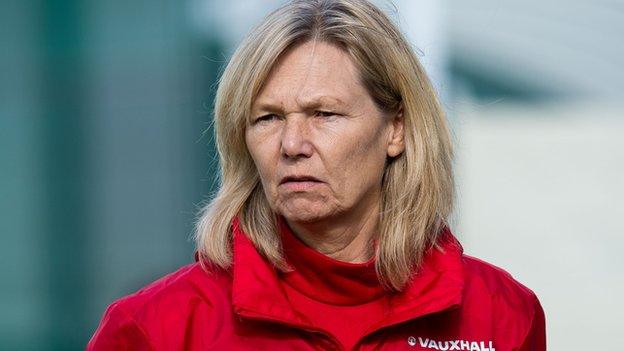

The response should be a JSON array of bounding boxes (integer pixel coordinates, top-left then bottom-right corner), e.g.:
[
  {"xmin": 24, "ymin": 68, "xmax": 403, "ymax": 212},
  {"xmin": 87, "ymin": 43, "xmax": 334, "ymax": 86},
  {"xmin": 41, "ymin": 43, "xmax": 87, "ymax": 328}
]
[
  {"xmin": 462, "ymin": 254, "xmax": 539, "ymax": 309},
  {"xmin": 88, "ymin": 262, "xmax": 232, "ymax": 350},
  {"xmin": 112, "ymin": 262, "xmax": 232, "ymax": 319},
  {"xmin": 461, "ymin": 254, "xmax": 545, "ymax": 346}
]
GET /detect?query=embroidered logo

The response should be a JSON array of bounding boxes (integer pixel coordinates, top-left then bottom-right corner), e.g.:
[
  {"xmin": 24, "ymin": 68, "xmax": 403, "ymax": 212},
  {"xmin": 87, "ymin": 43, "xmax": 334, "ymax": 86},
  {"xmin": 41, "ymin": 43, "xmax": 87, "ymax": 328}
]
[{"xmin": 407, "ymin": 336, "xmax": 495, "ymax": 351}]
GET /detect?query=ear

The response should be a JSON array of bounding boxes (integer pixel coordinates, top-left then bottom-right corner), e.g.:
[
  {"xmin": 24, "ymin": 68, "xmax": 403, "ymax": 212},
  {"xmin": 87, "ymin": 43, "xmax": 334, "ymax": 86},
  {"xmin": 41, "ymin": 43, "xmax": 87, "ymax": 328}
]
[{"xmin": 386, "ymin": 106, "xmax": 405, "ymax": 158}]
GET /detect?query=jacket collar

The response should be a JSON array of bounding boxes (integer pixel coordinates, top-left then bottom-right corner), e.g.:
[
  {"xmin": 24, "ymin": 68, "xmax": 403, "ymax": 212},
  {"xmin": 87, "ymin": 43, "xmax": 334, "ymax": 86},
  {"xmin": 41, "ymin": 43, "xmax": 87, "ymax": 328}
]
[
  {"xmin": 226, "ymin": 216, "xmax": 465, "ymax": 332},
  {"xmin": 277, "ymin": 215, "xmax": 387, "ymax": 305}
]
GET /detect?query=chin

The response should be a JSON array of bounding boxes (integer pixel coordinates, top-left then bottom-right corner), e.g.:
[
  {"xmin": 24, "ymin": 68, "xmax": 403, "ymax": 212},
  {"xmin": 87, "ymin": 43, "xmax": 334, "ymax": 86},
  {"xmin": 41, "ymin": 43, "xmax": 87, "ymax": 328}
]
[{"xmin": 279, "ymin": 202, "xmax": 334, "ymax": 224}]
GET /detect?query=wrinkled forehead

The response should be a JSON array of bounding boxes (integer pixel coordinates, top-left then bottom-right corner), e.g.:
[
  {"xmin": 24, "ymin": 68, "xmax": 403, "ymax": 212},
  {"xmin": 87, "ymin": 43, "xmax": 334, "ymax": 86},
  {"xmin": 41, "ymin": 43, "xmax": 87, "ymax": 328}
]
[{"xmin": 250, "ymin": 41, "xmax": 365, "ymax": 114}]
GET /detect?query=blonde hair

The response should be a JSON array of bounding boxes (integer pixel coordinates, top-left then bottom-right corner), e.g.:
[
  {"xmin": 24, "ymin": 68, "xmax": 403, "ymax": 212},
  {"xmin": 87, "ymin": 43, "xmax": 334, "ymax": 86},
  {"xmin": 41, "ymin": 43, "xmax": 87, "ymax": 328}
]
[{"xmin": 194, "ymin": 0, "xmax": 454, "ymax": 292}]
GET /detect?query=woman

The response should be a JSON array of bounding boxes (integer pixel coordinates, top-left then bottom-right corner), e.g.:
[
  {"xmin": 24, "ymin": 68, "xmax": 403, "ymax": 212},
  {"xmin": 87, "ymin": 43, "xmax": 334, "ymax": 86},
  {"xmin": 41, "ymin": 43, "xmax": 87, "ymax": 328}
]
[{"xmin": 87, "ymin": 0, "xmax": 546, "ymax": 350}]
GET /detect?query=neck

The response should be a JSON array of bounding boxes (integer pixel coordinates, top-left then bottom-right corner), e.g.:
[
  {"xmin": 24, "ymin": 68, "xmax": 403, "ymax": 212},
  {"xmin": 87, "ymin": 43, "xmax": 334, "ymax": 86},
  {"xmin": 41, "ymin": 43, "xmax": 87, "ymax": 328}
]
[{"xmin": 284, "ymin": 194, "xmax": 380, "ymax": 263}]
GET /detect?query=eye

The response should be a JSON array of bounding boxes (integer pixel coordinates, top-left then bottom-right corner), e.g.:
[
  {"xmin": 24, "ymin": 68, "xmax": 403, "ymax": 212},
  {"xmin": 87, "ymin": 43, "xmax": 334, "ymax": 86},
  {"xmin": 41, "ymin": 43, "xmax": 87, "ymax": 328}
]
[
  {"xmin": 314, "ymin": 110, "xmax": 337, "ymax": 118},
  {"xmin": 254, "ymin": 114, "xmax": 278, "ymax": 123}
]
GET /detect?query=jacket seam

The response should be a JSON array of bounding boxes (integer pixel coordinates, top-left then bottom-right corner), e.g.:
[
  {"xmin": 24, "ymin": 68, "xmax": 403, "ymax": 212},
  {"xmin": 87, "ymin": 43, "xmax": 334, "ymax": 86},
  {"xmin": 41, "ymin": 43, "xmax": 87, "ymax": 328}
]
[{"xmin": 112, "ymin": 301, "xmax": 157, "ymax": 351}]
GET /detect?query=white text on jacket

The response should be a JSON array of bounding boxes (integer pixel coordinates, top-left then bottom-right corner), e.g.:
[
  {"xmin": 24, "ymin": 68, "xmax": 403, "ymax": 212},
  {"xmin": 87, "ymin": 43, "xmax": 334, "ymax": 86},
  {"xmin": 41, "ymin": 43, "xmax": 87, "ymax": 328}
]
[{"xmin": 407, "ymin": 336, "xmax": 496, "ymax": 351}]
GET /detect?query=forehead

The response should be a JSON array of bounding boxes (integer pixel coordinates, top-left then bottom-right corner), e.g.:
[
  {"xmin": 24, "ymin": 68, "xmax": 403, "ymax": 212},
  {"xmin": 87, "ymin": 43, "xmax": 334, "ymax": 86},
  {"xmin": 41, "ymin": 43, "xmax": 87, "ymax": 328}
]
[{"xmin": 253, "ymin": 41, "xmax": 367, "ymax": 111}]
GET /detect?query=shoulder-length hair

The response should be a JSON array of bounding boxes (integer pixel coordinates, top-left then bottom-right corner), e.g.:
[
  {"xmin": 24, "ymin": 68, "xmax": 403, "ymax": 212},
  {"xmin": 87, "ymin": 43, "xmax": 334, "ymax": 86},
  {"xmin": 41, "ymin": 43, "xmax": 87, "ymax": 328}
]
[{"xmin": 194, "ymin": 0, "xmax": 455, "ymax": 292}]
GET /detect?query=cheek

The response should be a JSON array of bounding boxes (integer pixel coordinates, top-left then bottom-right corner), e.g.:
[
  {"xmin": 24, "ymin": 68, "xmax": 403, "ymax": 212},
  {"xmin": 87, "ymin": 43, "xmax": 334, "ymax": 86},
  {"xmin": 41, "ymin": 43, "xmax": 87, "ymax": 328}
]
[
  {"xmin": 327, "ymin": 125, "xmax": 388, "ymax": 190},
  {"xmin": 352, "ymin": 143, "xmax": 387, "ymax": 186},
  {"xmin": 246, "ymin": 132, "xmax": 279, "ymax": 187}
]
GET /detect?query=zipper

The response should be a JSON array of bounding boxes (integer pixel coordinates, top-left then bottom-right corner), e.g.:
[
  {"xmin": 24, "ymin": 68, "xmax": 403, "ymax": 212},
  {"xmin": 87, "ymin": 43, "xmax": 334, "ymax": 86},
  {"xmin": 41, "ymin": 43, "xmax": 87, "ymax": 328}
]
[{"xmin": 236, "ymin": 308, "xmax": 345, "ymax": 350}]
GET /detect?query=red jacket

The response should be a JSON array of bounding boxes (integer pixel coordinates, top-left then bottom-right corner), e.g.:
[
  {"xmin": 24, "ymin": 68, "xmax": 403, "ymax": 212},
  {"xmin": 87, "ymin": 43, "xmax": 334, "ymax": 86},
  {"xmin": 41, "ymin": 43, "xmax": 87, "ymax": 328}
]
[{"xmin": 87, "ymin": 218, "xmax": 546, "ymax": 350}]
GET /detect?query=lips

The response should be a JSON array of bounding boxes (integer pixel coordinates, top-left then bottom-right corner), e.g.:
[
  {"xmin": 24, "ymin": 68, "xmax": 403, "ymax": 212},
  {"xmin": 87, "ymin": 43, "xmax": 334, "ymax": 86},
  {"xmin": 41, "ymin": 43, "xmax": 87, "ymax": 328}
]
[{"xmin": 279, "ymin": 175, "xmax": 322, "ymax": 185}]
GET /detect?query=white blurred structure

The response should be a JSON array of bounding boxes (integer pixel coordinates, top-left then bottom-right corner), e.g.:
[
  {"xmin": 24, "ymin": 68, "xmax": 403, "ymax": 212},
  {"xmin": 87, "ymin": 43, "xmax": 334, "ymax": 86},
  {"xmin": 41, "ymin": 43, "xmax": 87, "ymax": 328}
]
[
  {"xmin": 452, "ymin": 101, "xmax": 624, "ymax": 350},
  {"xmin": 447, "ymin": 1, "xmax": 624, "ymax": 349}
]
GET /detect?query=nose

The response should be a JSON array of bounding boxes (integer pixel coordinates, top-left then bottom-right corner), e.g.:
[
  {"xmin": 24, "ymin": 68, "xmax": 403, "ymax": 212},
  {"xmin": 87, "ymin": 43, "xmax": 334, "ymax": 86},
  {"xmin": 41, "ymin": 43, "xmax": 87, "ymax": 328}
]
[{"xmin": 280, "ymin": 116, "xmax": 313, "ymax": 160}]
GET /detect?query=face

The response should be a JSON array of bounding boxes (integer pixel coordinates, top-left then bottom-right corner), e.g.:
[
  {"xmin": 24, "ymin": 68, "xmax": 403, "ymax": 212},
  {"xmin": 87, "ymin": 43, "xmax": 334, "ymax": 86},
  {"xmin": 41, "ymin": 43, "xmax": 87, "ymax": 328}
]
[{"xmin": 245, "ymin": 40, "xmax": 404, "ymax": 224}]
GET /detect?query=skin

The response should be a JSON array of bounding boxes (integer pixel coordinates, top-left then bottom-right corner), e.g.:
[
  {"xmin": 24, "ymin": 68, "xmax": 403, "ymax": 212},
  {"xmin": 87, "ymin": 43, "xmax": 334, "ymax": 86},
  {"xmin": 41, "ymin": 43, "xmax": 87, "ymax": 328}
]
[{"xmin": 245, "ymin": 40, "xmax": 404, "ymax": 263}]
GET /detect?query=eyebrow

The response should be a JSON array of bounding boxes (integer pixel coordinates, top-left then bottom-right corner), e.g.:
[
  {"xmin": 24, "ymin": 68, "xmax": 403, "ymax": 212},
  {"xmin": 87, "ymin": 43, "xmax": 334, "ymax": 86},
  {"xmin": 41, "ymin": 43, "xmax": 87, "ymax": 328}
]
[{"xmin": 252, "ymin": 95, "xmax": 347, "ymax": 114}]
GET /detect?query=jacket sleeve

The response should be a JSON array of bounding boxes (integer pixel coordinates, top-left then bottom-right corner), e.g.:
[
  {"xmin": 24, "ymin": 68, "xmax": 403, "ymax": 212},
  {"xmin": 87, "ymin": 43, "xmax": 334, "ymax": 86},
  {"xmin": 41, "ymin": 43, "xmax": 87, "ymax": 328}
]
[
  {"xmin": 517, "ymin": 294, "xmax": 547, "ymax": 351},
  {"xmin": 86, "ymin": 301, "xmax": 154, "ymax": 351}
]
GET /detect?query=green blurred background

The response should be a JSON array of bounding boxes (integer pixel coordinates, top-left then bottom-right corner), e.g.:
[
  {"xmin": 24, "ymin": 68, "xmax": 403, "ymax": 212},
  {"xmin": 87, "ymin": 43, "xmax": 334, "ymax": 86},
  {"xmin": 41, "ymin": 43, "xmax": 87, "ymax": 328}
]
[
  {"xmin": 2, "ymin": 0, "xmax": 622, "ymax": 350},
  {"xmin": 2, "ymin": 1, "xmax": 224, "ymax": 349}
]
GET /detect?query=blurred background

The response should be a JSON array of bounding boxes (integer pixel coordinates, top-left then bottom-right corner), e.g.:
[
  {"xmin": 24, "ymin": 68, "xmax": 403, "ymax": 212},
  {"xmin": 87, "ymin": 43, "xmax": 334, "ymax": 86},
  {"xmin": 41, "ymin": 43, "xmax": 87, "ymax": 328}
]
[{"xmin": 1, "ymin": 0, "xmax": 622, "ymax": 349}]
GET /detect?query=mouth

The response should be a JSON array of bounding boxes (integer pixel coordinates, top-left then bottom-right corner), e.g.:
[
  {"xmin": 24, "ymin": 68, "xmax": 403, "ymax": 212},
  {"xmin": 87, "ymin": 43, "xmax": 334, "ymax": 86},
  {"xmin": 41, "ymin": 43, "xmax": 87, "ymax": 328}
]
[
  {"xmin": 278, "ymin": 176, "xmax": 323, "ymax": 191},
  {"xmin": 279, "ymin": 175, "xmax": 322, "ymax": 185}
]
